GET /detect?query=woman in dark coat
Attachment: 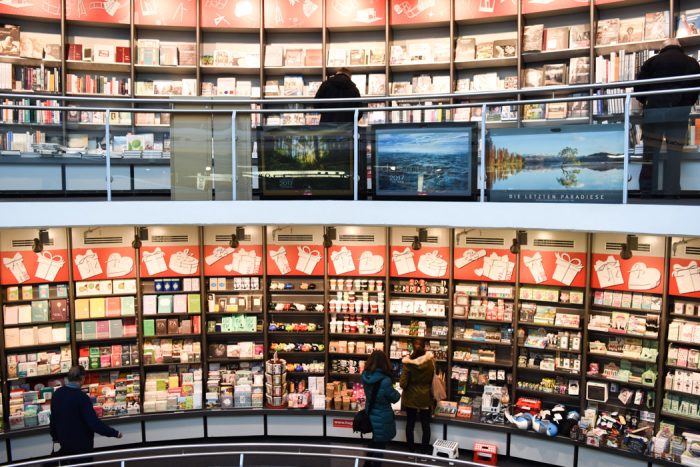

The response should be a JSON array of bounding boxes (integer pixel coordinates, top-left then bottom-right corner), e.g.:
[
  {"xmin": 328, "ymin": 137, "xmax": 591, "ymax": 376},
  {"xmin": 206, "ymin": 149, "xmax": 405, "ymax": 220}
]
[
  {"xmin": 361, "ymin": 350, "xmax": 401, "ymax": 467},
  {"xmin": 400, "ymin": 338, "xmax": 435, "ymax": 454}
]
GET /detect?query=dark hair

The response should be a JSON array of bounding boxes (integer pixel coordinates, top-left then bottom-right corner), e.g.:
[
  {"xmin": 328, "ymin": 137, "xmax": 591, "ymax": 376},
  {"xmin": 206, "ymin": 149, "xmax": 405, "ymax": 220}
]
[
  {"xmin": 410, "ymin": 338, "xmax": 427, "ymax": 359},
  {"xmin": 365, "ymin": 350, "xmax": 392, "ymax": 376},
  {"xmin": 67, "ymin": 365, "xmax": 85, "ymax": 383},
  {"xmin": 337, "ymin": 67, "xmax": 352, "ymax": 77}
]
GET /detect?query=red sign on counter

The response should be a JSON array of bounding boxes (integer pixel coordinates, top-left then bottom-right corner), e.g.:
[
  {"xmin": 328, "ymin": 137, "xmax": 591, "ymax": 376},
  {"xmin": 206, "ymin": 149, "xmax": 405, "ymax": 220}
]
[
  {"xmin": 668, "ymin": 259, "xmax": 700, "ymax": 298},
  {"xmin": 140, "ymin": 245, "xmax": 200, "ymax": 278},
  {"xmin": 203, "ymin": 245, "xmax": 263, "ymax": 276},
  {"xmin": 66, "ymin": 0, "xmax": 131, "ymax": 24},
  {"xmin": 332, "ymin": 419, "xmax": 354, "ymax": 429},
  {"xmin": 326, "ymin": 0, "xmax": 385, "ymax": 28},
  {"xmin": 1, "ymin": 249, "xmax": 69, "ymax": 285},
  {"xmin": 201, "ymin": 0, "xmax": 260, "ymax": 29},
  {"xmin": 519, "ymin": 250, "xmax": 587, "ymax": 288},
  {"xmin": 453, "ymin": 247, "xmax": 516, "ymax": 282},
  {"xmin": 267, "ymin": 244, "xmax": 325, "ymax": 276},
  {"xmin": 328, "ymin": 245, "xmax": 386, "ymax": 277},
  {"xmin": 590, "ymin": 253, "xmax": 665, "ymax": 294},
  {"xmin": 455, "ymin": 0, "xmax": 517, "ymax": 21},
  {"xmin": 522, "ymin": 0, "xmax": 589, "ymax": 14},
  {"xmin": 390, "ymin": 0, "xmax": 450, "ymax": 25},
  {"xmin": 72, "ymin": 246, "xmax": 136, "ymax": 281},
  {"xmin": 264, "ymin": 0, "xmax": 321, "ymax": 28},
  {"xmin": 135, "ymin": 0, "xmax": 196, "ymax": 27},
  {"xmin": 389, "ymin": 247, "xmax": 450, "ymax": 279},
  {"xmin": 0, "ymin": 0, "xmax": 60, "ymax": 19}
]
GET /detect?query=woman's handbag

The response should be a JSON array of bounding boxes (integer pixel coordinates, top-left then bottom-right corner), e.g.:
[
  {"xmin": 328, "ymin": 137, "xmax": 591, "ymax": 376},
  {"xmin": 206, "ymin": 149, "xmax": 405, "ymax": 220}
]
[
  {"xmin": 353, "ymin": 382, "xmax": 381, "ymax": 436},
  {"xmin": 432, "ymin": 368, "xmax": 447, "ymax": 402}
]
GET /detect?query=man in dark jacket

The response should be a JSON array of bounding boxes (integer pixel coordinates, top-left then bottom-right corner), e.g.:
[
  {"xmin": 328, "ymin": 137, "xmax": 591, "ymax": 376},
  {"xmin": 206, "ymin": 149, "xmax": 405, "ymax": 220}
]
[
  {"xmin": 50, "ymin": 365, "xmax": 122, "ymax": 463},
  {"xmin": 314, "ymin": 68, "xmax": 362, "ymax": 124},
  {"xmin": 635, "ymin": 38, "xmax": 700, "ymax": 197}
]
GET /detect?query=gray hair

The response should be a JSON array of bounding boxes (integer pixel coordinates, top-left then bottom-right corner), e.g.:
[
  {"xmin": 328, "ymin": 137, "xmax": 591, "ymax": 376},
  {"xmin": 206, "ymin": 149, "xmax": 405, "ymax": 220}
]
[{"xmin": 67, "ymin": 365, "xmax": 86, "ymax": 383}]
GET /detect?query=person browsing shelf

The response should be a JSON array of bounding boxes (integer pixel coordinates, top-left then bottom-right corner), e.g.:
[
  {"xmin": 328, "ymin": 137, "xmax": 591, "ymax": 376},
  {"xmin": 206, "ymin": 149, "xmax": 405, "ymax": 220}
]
[
  {"xmin": 400, "ymin": 338, "xmax": 435, "ymax": 454},
  {"xmin": 314, "ymin": 67, "xmax": 362, "ymax": 124}
]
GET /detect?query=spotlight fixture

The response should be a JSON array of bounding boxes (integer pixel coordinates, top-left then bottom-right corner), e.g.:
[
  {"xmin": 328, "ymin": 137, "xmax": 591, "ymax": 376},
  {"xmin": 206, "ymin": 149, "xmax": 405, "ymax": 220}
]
[
  {"xmin": 323, "ymin": 226, "xmax": 337, "ymax": 249},
  {"xmin": 510, "ymin": 230, "xmax": 528, "ymax": 254},
  {"xmin": 412, "ymin": 228, "xmax": 428, "ymax": 251},
  {"xmin": 411, "ymin": 235, "xmax": 422, "ymax": 251},
  {"xmin": 229, "ymin": 234, "xmax": 239, "ymax": 249},
  {"xmin": 620, "ymin": 243, "xmax": 633, "ymax": 260},
  {"xmin": 32, "ymin": 229, "xmax": 50, "ymax": 253},
  {"xmin": 132, "ymin": 226, "xmax": 149, "ymax": 249},
  {"xmin": 509, "ymin": 239, "xmax": 520, "ymax": 255},
  {"xmin": 620, "ymin": 234, "xmax": 638, "ymax": 260}
]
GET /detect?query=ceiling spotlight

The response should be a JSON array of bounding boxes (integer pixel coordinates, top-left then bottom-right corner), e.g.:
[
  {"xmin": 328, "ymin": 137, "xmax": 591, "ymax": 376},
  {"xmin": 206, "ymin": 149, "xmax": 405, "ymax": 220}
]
[
  {"xmin": 620, "ymin": 234, "xmax": 638, "ymax": 260},
  {"xmin": 620, "ymin": 243, "xmax": 633, "ymax": 260},
  {"xmin": 230, "ymin": 226, "xmax": 246, "ymax": 248},
  {"xmin": 510, "ymin": 230, "xmax": 527, "ymax": 254},
  {"xmin": 411, "ymin": 236, "xmax": 422, "ymax": 251},
  {"xmin": 509, "ymin": 238, "xmax": 520, "ymax": 255},
  {"xmin": 323, "ymin": 226, "xmax": 337, "ymax": 249},
  {"xmin": 132, "ymin": 226, "xmax": 149, "ymax": 249},
  {"xmin": 32, "ymin": 229, "xmax": 50, "ymax": 253}
]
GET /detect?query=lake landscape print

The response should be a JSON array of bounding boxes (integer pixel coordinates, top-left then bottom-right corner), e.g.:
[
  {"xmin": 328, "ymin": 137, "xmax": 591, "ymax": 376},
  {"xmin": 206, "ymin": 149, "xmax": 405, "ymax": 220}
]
[
  {"xmin": 486, "ymin": 125, "xmax": 625, "ymax": 203},
  {"xmin": 374, "ymin": 126, "xmax": 474, "ymax": 198}
]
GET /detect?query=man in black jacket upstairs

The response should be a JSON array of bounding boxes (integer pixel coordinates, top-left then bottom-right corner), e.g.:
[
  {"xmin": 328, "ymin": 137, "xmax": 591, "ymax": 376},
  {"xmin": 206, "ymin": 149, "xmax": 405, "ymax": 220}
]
[
  {"xmin": 635, "ymin": 38, "xmax": 700, "ymax": 197},
  {"xmin": 50, "ymin": 365, "xmax": 122, "ymax": 463},
  {"xmin": 314, "ymin": 68, "xmax": 362, "ymax": 124}
]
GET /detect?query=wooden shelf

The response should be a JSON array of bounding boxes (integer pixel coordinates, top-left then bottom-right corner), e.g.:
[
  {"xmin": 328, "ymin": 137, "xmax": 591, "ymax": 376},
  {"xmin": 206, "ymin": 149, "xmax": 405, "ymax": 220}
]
[
  {"xmin": 595, "ymin": 39, "xmax": 665, "ymax": 56},
  {"xmin": 66, "ymin": 61, "xmax": 131, "ymax": 73},
  {"xmin": 200, "ymin": 66, "xmax": 261, "ymax": 76},
  {"xmin": 522, "ymin": 47, "xmax": 589, "ymax": 64},
  {"xmin": 390, "ymin": 62, "xmax": 451, "ymax": 72},
  {"xmin": 455, "ymin": 57, "xmax": 517, "ymax": 70},
  {"xmin": 264, "ymin": 66, "xmax": 323, "ymax": 76},
  {"xmin": 135, "ymin": 65, "xmax": 197, "ymax": 75},
  {"xmin": 518, "ymin": 366, "xmax": 580, "ymax": 377}
]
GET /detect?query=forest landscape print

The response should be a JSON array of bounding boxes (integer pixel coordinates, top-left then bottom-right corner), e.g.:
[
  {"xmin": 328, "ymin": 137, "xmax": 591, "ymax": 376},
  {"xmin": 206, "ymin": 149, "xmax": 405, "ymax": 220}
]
[{"xmin": 486, "ymin": 125, "xmax": 625, "ymax": 203}]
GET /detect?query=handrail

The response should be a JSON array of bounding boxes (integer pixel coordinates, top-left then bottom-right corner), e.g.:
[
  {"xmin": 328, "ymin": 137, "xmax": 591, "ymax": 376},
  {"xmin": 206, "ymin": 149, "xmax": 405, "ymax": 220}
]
[{"xmin": 4, "ymin": 442, "xmax": 481, "ymax": 467}]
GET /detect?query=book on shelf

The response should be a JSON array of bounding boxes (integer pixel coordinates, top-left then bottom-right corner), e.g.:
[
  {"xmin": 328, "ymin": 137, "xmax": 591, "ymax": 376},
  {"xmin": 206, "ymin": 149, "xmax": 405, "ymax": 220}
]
[
  {"xmin": 214, "ymin": 50, "xmax": 230, "ymax": 67},
  {"xmin": 493, "ymin": 39, "xmax": 516, "ymax": 58},
  {"xmin": 178, "ymin": 44, "xmax": 196, "ymax": 66},
  {"xmin": 523, "ymin": 24, "xmax": 544, "ymax": 52},
  {"xmin": 408, "ymin": 43, "xmax": 432, "ymax": 63},
  {"xmin": 284, "ymin": 49, "xmax": 303, "ymax": 67},
  {"xmin": 596, "ymin": 18, "xmax": 621, "ymax": 46},
  {"xmin": 216, "ymin": 77, "xmax": 236, "ymax": 96},
  {"xmin": 304, "ymin": 49, "xmax": 322, "ymax": 67},
  {"xmin": 159, "ymin": 45, "xmax": 178, "ymax": 66},
  {"xmin": 391, "ymin": 81, "xmax": 411, "ymax": 95},
  {"xmin": 455, "ymin": 37, "xmax": 476, "ymax": 61},
  {"xmin": 264, "ymin": 45, "xmax": 283, "ymax": 67},
  {"xmin": 367, "ymin": 73, "xmax": 385, "ymax": 95},
  {"xmin": 0, "ymin": 25, "xmax": 20, "ymax": 57},
  {"xmin": 263, "ymin": 79, "xmax": 280, "ymax": 97},
  {"xmin": 44, "ymin": 44, "xmax": 61, "ymax": 61},
  {"xmin": 472, "ymin": 72, "xmax": 499, "ymax": 91},
  {"xmin": 504, "ymin": 75, "xmax": 518, "ymax": 89},
  {"xmin": 433, "ymin": 43, "xmax": 450, "ymax": 63},
  {"xmin": 412, "ymin": 74, "xmax": 432, "ymax": 94},
  {"xmin": 644, "ymin": 11, "xmax": 669, "ymax": 41},
  {"xmin": 455, "ymin": 78, "xmax": 470, "ymax": 92},
  {"xmin": 545, "ymin": 102, "xmax": 568, "ymax": 119},
  {"xmin": 545, "ymin": 27, "xmax": 569, "ymax": 51},
  {"xmin": 523, "ymin": 68, "xmax": 544, "ymax": 88},
  {"xmin": 20, "ymin": 35, "xmax": 45, "ymax": 60},
  {"xmin": 390, "ymin": 45, "xmax": 407, "ymax": 65},
  {"xmin": 67, "ymin": 43, "xmax": 83, "ymax": 61},
  {"xmin": 137, "ymin": 39, "xmax": 160, "ymax": 66},
  {"xmin": 306, "ymin": 80, "xmax": 321, "ymax": 96},
  {"xmin": 235, "ymin": 80, "xmax": 252, "ymax": 97},
  {"xmin": 349, "ymin": 49, "xmax": 366, "ymax": 66},
  {"xmin": 476, "ymin": 42, "xmax": 494, "ymax": 60},
  {"xmin": 182, "ymin": 79, "xmax": 196, "ymax": 97},
  {"xmin": 351, "ymin": 74, "xmax": 367, "ymax": 95},
  {"xmin": 283, "ymin": 76, "xmax": 304, "ymax": 97},
  {"xmin": 677, "ymin": 9, "xmax": 700, "ymax": 38},
  {"xmin": 568, "ymin": 99, "xmax": 590, "ymax": 118},
  {"xmin": 524, "ymin": 103, "xmax": 545, "ymax": 120},
  {"xmin": 570, "ymin": 24, "xmax": 591, "ymax": 49},
  {"xmin": 116, "ymin": 46, "xmax": 131, "ymax": 64},
  {"xmin": 569, "ymin": 57, "xmax": 590, "ymax": 84},
  {"xmin": 369, "ymin": 47, "xmax": 385, "ymax": 65},
  {"xmin": 544, "ymin": 63, "xmax": 567, "ymax": 86},
  {"xmin": 619, "ymin": 18, "xmax": 644, "ymax": 43},
  {"xmin": 93, "ymin": 45, "xmax": 116, "ymax": 64},
  {"xmin": 327, "ymin": 48, "xmax": 347, "ymax": 67}
]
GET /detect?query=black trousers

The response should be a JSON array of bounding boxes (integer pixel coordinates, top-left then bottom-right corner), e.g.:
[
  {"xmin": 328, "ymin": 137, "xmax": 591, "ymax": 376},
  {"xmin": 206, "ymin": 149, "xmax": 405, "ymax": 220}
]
[
  {"xmin": 405, "ymin": 407, "xmax": 431, "ymax": 451},
  {"xmin": 640, "ymin": 106, "xmax": 690, "ymax": 195},
  {"xmin": 365, "ymin": 439, "xmax": 386, "ymax": 467}
]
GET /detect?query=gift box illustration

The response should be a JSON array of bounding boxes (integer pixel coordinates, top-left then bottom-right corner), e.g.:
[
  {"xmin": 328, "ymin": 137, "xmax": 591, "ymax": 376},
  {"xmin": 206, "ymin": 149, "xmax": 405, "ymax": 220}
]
[
  {"xmin": 142, "ymin": 248, "xmax": 167, "ymax": 276},
  {"xmin": 35, "ymin": 251, "xmax": 65, "ymax": 282},
  {"xmin": 226, "ymin": 248, "xmax": 261, "ymax": 275},
  {"xmin": 205, "ymin": 246, "xmax": 235, "ymax": 265},
  {"xmin": 392, "ymin": 247, "xmax": 416, "ymax": 275},
  {"xmin": 552, "ymin": 253, "xmax": 583, "ymax": 286},
  {"xmin": 169, "ymin": 249, "xmax": 199, "ymax": 275},
  {"xmin": 331, "ymin": 247, "xmax": 355, "ymax": 274},
  {"xmin": 417, "ymin": 250, "xmax": 448, "ymax": 277},
  {"xmin": 673, "ymin": 261, "xmax": 700, "ymax": 294},
  {"xmin": 455, "ymin": 249, "xmax": 486, "ymax": 269},
  {"xmin": 359, "ymin": 251, "xmax": 384, "ymax": 275},
  {"xmin": 269, "ymin": 247, "xmax": 291, "ymax": 275},
  {"xmin": 3, "ymin": 253, "xmax": 30, "ymax": 283},
  {"xmin": 476, "ymin": 253, "xmax": 514, "ymax": 281},
  {"xmin": 295, "ymin": 246, "xmax": 322, "ymax": 275},
  {"xmin": 106, "ymin": 253, "xmax": 133, "ymax": 277},
  {"xmin": 594, "ymin": 255, "xmax": 624, "ymax": 288},
  {"xmin": 75, "ymin": 249, "xmax": 102, "ymax": 279},
  {"xmin": 628, "ymin": 262, "xmax": 661, "ymax": 290},
  {"xmin": 524, "ymin": 252, "xmax": 547, "ymax": 283}
]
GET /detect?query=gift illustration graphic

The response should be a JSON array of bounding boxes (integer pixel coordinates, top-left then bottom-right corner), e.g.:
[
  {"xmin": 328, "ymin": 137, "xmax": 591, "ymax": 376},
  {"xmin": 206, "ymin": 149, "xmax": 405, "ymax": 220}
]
[
  {"xmin": 417, "ymin": 250, "xmax": 448, "ymax": 277},
  {"xmin": 75, "ymin": 249, "xmax": 102, "ymax": 279},
  {"xmin": 552, "ymin": 253, "xmax": 583, "ymax": 286},
  {"xmin": 594, "ymin": 255, "xmax": 624, "ymax": 288},
  {"xmin": 106, "ymin": 253, "xmax": 133, "ymax": 277},
  {"xmin": 331, "ymin": 247, "xmax": 355, "ymax": 274},
  {"xmin": 628, "ymin": 262, "xmax": 661, "ymax": 290},
  {"xmin": 359, "ymin": 251, "xmax": 384, "ymax": 275},
  {"xmin": 455, "ymin": 249, "xmax": 486, "ymax": 269},
  {"xmin": 226, "ymin": 248, "xmax": 261, "ymax": 275},
  {"xmin": 524, "ymin": 252, "xmax": 547, "ymax": 283},
  {"xmin": 2, "ymin": 253, "xmax": 30, "ymax": 283},
  {"xmin": 475, "ymin": 253, "xmax": 514, "ymax": 281},
  {"xmin": 673, "ymin": 261, "xmax": 700, "ymax": 294},
  {"xmin": 205, "ymin": 246, "xmax": 235, "ymax": 265},
  {"xmin": 295, "ymin": 246, "xmax": 322, "ymax": 275},
  {"xmin": 169, "ymin": 249, "xmax": 199, "ymax": 275},
  {"xmin": 392, "ymin": 247, "xmax": 416, "ymax": 276},
  {"xmin": 142, "ymin": 248, "xmax": 167, "ymax": 276},
  {"xmin": 269, "ymin": 247, "xmax": 291, "ymax": 275},
  {"xmin": 35, "ymin": 251, "xmax": 65, "ymax": 282}
]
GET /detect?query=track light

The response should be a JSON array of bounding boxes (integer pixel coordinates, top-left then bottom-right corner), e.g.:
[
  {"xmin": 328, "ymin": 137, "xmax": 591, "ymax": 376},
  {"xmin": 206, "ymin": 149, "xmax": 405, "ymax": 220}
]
[
  {"xmin": 620, "ymin": 243, "xmax": 633, "ymax": 260},
  {"xmin": 411, "ymin": 236, "xmax": 422, "ymax": 251},
  {"xmin": 323, "ymin": 226, "xmax": 337, "ymax": 248},
  {"xmin": 32, "ymin": 229, "xmax": 49, "ymax": 253},
  {"xmin": 510, "ymin": 230, "xmax": 528, "ymax": 254},
  {"xmin": 229, "ymin": 227, "xmax": 246, "ymax": 248},
  {"xmin": 411, "ymin": 228, "xmax": 428, "ymax": 251},
  {"xmin": 620, "ymin": 235, "xmax": 638, "ymax": 260},
  {"xmin": 509, "ymin": 238, "xmax": 520, "ymax": 255},
  {"xmin": 132, "ymin": 226, "xmax": 149, "ymax": 249}
]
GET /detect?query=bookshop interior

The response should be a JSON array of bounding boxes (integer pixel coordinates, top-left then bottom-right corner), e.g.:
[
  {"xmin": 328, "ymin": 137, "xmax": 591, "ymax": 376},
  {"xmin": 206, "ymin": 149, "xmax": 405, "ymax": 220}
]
[{"xmin": 2, "ymin": 0, "xmax": 700, "ymax": 466}]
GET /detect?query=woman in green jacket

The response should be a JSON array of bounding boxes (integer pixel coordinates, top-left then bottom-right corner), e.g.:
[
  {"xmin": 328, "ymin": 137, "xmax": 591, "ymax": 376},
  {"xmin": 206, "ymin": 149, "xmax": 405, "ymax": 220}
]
[{"xmin": 400, "ymin": 338, "xmax": 435, "ymax": 454}]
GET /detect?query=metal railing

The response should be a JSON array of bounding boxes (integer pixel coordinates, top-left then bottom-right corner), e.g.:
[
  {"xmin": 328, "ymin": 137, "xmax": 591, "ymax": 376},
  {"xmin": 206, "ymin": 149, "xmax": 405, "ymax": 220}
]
[{"xmin": 4, "ymin": 442, "xmax": 482, "ymax": 467}]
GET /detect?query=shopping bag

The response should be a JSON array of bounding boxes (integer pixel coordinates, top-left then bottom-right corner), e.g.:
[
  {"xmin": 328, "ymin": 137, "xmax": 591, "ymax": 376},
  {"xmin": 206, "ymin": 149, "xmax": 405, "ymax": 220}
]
[
  {"xmin": 227, "ymin": 248, "xmax": 261, "ymax": 275},
  {"xmin": 552, "ymin": 253, "xmax": 583, "ymax": 286},
  {"xmin": 524, "ymin": 252, "xmax": 547, "ymax": 283},
  {"xmin": 628, "ymin": 262, "xmax": 661, "ymax": 290},
  {"xmin": 477, "ymin": 253, "xmax": 513, "ymax": 281},
  {"xmin": 142, "ymin": 248, "xmax": 167, "ymax": 276},
  {"xmin": 594, "ymin": 255, "xmax": 624, "ymax": 288},
  {"xmin": 3, "ymin": 253, "xmax": 30, "ymax": 283},
  {"xmin": 358, "ymin": 251, "xmax": 384, "ymax": 275},
  {"xmin": 454, "ymin": 249, "xmax": 486, "ymax": 269},
  {"xmin": 392, "ymin": 248, "xmax": 416, "ymax": 276},
  {"xmin": 673, "ymin": 261, "xmax": 700, "ymax": 294},
  {"xmin": 205, "ymin": 246, "xmax": 235, "ymax": 266},
  {"xmin": 295, "ymin": 246, "xmax": 322, "ymax": 275},
  {"xmin": 169, "ymin": 249, "xmax": 199, "ymax": 275},
  {"xmin": 417, "ymin": 250, "xmax": 448, "ymax": 277},
  {"xmin": 75, "ymin": 249, "xmax": 102, "ymax": 280},
  {"xmin": 35, "ymin": 251, "xmax": 65, "ymax": 282},
  {"xmin": 106, "ymin": 253, "xmax": 134, "ymax": 277},
  {"xmin": 331, "ymin": 247, "xmax": 355, "ymax": 274},
  {"xmin": 269, "ymin": 247, "xmax": 291, "ymax": 275}
]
